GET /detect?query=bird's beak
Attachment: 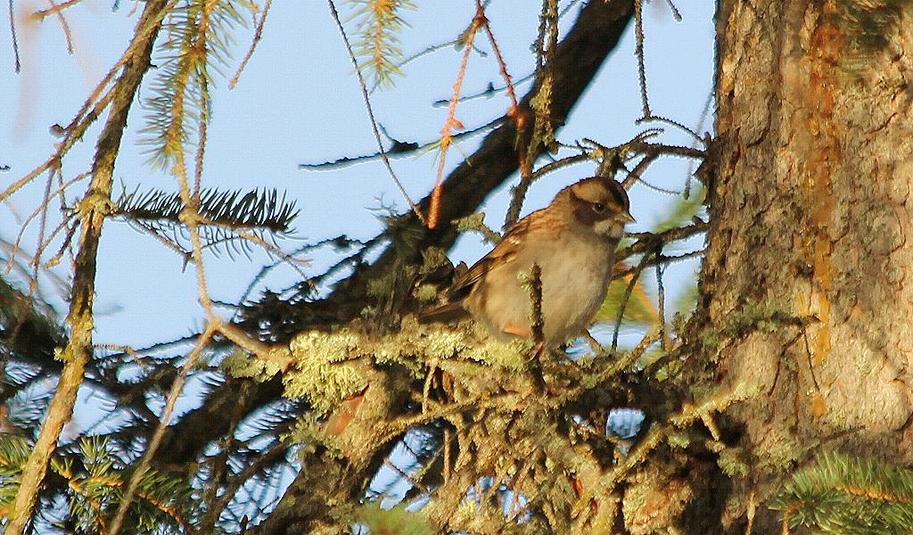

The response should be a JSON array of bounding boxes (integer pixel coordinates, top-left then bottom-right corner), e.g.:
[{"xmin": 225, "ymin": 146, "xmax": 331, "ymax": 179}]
[{"xmin": 619, "ymin": 210, "xmax": 636, "ymax": 224}]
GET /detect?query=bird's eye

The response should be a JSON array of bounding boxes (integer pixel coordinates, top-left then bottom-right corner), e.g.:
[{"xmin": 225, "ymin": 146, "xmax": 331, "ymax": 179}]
[{"xmin": 593, "ymin": 202, "xmax": 606, "ymax": 213}]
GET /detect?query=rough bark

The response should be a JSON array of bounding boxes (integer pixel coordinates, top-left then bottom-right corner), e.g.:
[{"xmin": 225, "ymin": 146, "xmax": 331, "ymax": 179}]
[{"xmin": 697, "ymin": 0, "xmax": 913, "ymax": 530}]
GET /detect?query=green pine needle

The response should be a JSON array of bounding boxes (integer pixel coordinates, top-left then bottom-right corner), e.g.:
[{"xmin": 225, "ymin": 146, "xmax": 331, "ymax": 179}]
[
  {"xmin": 346, "ymin": 0, "xmax": 416, "ymax": 88},
  {"xmin": 773, "ymin": 451, "xmax": 913, "ymax": 535}
]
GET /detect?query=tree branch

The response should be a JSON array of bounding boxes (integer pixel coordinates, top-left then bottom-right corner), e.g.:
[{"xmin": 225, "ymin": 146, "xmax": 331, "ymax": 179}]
[{"xmin": 6, "ymin": 0, "xmax": 169, "ymax": 531}]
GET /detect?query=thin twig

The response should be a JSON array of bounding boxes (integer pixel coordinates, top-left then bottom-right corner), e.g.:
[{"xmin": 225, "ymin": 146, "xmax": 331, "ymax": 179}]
[
  {"xmin": 42, "ymin": 0, "xmax": 75, "ymax": 54},
  {"xmin": 5, "ymin": 0, "xmax": 168, "ymax": 531},
  {"xmin": 211, "ymin": 440, "xmax": 288, "ymax": 520},
  {"xmin": 326, "ymin": 0, "xmax": 424, "ymax": 225},
  {"xmin": 5, "ymin": 171, "xmax": 88, "ymax": 274},
  {"xmin": 663, "ymin": 0, "xmax": 682, "ymax": 21},
  {"xmin": 565, "ymin": 328, "xmax": 662, "ymax": 400},
  {"xmin": 8, "ymin": 0, "xmax": 20, "ymax": 72},
  {"xmin": 655, "ymin": 246, "xmax": 666, "ymax": 350},
  {"xmin": 428, "ymin": 2, "xmax": 484, "ymax": 228},
  {"xmin": 385, "ymin": 458, "xmax": 432, "ymax": 497},
  {"xmin": 633, "ymin": 0, "xmax": 650, "ymax": 119},
  {"xmin": 43, "ymin": 219, "xmax": 79, "ymax": 269},
  {"xmin": 432, "ymin": 73, "xmax": 535, "ymax": 107},
  {"xmin": 29, "ymin": 171, "xmax": 57, "ymax": 296},
  {"xmin": 684, "ymin": 89, "xmax": 715, "ymax": 197},
  {"xmin": 528, "ymin": 263, "xmax": 544, "ymax": 342},
  {"xmin": 110, "ymin": 3, "xmax": 220, "ymax": 531},
  {"xmin": 299, "ymin": 117, "xmax": 501, "ymax": 170},
  {"xmin": 31, "ymin": 0, "xmax": 80, "ymax": 20},
  {"xmin": 477, "ymin": 0, "xmax": 519, "ymax": 112},
  {"xmin": 614, "ymin": 250, "xmax": 703, "ymax": 280},
  {"xmin": 636, "ymin": 114, "xmax": 704, "ymax": 144},
  {"xmin": 193, "ymin": 79, "xmax": 209, "ymax": 198},
  {"xmin": 229, "ymin": 0, "xmax": 272, "ymax": 89},
  {"xmin": 529, "ymin": 153, "xmax": 591, "ymax": 181},
  {"xmin": 621, "ymin": 152, "xmax": 658, "ymax": 189},
  {"xmin": 109, "ymin": 326, "xmax": 217, "ymax": 535},
  {"xmin": 1, "ymin": 0, "xmax": 182, "ymax": 205},
  {"xmin": 443, "ymin": 427, "xmax": 452, "ymax": 483},
  {"xmin": 503, "ymin": 0, "xmax": 558, "ymax": 230},
  {"xmin": 615, "ymin": 221, "xmax": 708, "ymax": 263},
  {"xmin": 611, "ymin": 250, "xmax": 654, "ymax": 353}
]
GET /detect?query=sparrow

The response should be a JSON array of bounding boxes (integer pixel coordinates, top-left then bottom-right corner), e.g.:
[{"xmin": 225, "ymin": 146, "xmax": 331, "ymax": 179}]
[{"xmin": 421, "ymin": 176, "xmax": 634, "ymax": 347}]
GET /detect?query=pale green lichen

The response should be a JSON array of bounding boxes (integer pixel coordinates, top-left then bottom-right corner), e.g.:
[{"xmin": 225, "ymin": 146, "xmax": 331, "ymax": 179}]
[
  {"xmin": 419, "ymin": 246, "xmax": 450, "ymax": 274},
  {"xmin": 452, "ymin": 212, "xmax": 501, "ymax": 244},
  {"xmin": 280, "ymin": 320, "xmax": 532, "ymax": 413},
  {"xmin": 284, "ymin": 331, "xmax": 367, "ymax": 414},
  {"xmin": 699, "ymin": 301, "xmax": 795, "ymax": 354},
  {"xmin": 366, "ymin": 271, "xmax": 396, "ymax": 300},
  {"xmin": 283, "ymin": 414, "xmax": 347, "ymax": 461},
  {"xmin": 74, "ymin": 192, "xmax": 115, "ymax": 218},
  {"xmin": 357, "ymin": 502, "xmax": 433, "ymax": 535},
  {"xmin": 366, "ymin": 261, "xmax": 418, "ymax": 304},
  {"xmin": 667, "ymin": 431, "xmax": 691, "ymax": 449},
  {"xmin": 756, "ymin": 428, "xmax": 803, "ymax": 472},
  {"xmin": 717, "ymin": 447, "xmax": 751, "ymax": 478},
  {"xmin": 464, "ymin": 337, "xmax": 533, "ymax": 370},
  {"xmin": 221, "ymin": 350, "xmax": 282, "ymax": 381},
  {"xmin": 413, "ymin": 283, "xmax": 439, "ymax": 302}
]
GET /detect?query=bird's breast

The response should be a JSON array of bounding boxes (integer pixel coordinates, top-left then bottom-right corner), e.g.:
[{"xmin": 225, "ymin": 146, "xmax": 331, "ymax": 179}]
[
  {"xmin": 537, "ymin": 238, "xmax": 615, "ymax": 342},
  {"xmin": 465, "ymin": 229, "xmax": 616, "ymax": 346}
]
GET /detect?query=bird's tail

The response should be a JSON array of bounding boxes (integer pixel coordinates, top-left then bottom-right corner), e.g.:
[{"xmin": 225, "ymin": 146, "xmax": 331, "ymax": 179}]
[{"xmin": 417, "ymin": 302, "xmax": 470, "ymax": 324}]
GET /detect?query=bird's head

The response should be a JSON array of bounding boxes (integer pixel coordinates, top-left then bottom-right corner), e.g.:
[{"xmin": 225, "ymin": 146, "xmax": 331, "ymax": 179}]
[{"xmin": 562, "ymin": 176, "xmax": 635, "ymax": 240}]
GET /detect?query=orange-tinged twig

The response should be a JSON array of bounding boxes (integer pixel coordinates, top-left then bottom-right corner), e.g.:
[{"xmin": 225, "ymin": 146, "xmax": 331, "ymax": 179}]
[
  {"xmin": 476, "ymin": 0, "xmax": 518, "ymax": 112},
  {"xmin": 428, "ymin": 5, "xmax": 483, "ymax": 229},
  {"xmin": 370, "ymin": 0, "xmax": 394, "ymax": 82},
  {"xmin": 31, "ymin": 0, "xmax": 79, "ymax": 20},
  {"xmin": 429, "ymin": 0, "xmax": 519, "ymax": 230}
]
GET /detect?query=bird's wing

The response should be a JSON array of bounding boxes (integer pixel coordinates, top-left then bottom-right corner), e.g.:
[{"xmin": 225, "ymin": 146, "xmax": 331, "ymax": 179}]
[
  {"xmin": 418, "ymin": 209, "xmax": 557, "ymax": 324},
  {"xmin": 447, "ymin": 216, "xmax": 531, "ymax": 300},
  {"xmin": 417, "ymin": 217, "xmax": 533, "ymax": 324}
]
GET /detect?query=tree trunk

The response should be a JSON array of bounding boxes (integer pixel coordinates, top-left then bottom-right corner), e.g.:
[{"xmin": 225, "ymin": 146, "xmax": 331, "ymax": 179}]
[{"xmin": 701, "ymin": 0, "xmax": 913, "ymax": 530}]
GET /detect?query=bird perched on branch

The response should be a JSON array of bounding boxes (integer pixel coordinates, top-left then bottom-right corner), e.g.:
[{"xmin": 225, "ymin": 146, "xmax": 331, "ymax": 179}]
[{"xmin": 420, "ymin": 176, "xmax": 634, "ymax": 347}]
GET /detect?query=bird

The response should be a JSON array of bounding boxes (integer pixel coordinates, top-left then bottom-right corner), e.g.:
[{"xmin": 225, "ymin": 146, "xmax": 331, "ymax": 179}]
[{"xmin": 420, "ymin": 176, "xmax": 634, "ymax": 348}]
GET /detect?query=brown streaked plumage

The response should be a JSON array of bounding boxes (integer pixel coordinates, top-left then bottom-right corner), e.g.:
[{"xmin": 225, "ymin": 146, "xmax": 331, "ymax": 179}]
[{"xmin": 421, "ymin": 176, "xmax": 634, "ymax": 347}]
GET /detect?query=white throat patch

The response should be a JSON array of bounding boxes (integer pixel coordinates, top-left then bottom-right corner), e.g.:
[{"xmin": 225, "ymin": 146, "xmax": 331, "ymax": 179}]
[{"xmin": 593, "ymin": 219, "xmax": 625, "ymax": 240}]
